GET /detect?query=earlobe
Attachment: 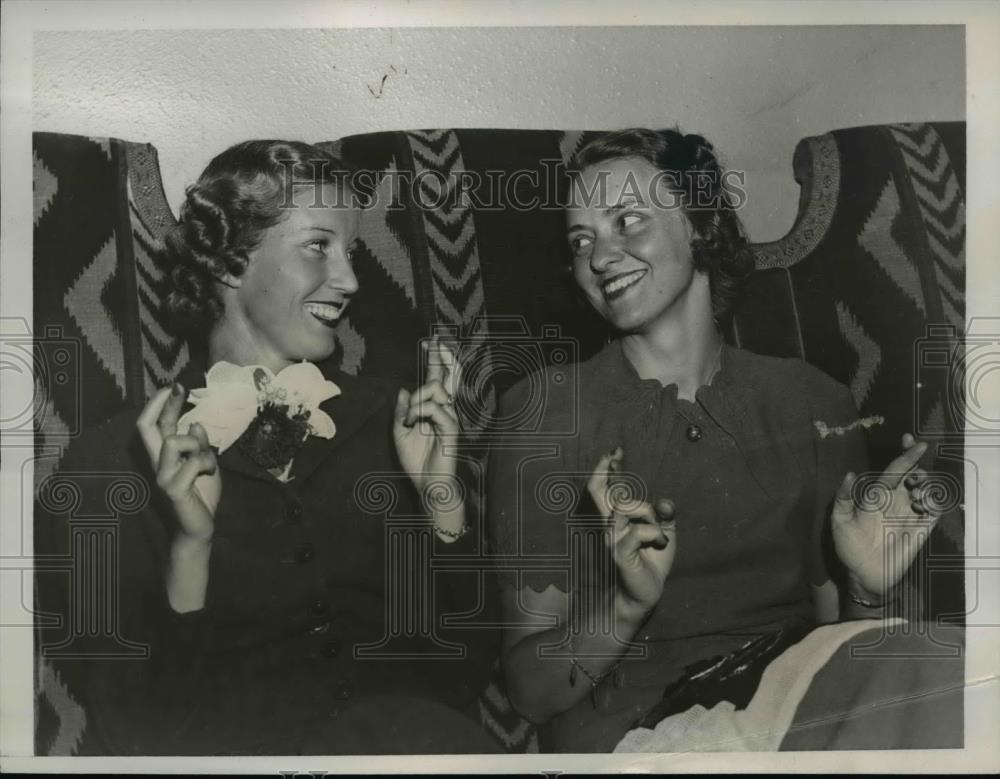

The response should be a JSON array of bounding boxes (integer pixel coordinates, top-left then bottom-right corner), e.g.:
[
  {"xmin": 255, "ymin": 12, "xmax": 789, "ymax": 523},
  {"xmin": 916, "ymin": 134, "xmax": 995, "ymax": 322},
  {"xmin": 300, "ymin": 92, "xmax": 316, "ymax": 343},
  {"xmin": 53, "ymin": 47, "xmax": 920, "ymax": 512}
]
[
  {"xmin": 215, "ymin": 273, "xmax": 240, "ymax": 290},
  {"xmin": 217, "ymin": 252, "xmax": 250, "ymax": 289}
]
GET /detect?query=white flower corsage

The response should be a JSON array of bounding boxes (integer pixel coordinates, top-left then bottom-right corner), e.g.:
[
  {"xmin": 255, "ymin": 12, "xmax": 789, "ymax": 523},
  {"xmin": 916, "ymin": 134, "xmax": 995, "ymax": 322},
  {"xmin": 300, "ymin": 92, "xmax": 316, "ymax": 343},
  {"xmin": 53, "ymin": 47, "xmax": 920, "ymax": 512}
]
[{"xmin": 177, "ymin": 361, "xmax": 340, "ymax": 476}]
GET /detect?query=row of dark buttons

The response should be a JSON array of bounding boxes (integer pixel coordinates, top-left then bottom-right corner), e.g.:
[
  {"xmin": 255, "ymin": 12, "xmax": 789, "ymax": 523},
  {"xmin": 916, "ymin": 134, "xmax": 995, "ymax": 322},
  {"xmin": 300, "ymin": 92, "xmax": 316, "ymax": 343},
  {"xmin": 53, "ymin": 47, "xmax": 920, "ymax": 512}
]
[{"xmin": 285, "ymin": 498, "xmax": 347, "ymax": 693}]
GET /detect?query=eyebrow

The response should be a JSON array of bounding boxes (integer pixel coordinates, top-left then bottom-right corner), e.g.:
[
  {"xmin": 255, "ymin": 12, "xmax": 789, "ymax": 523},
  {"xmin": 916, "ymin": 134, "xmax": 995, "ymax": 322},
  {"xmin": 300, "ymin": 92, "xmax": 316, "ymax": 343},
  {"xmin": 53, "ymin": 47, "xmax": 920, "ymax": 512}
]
[
  {"xmin": 299, "ymin": 226, "xmax": 337, "ymax": 235},
  {"xmin": 567, "ymin": 198, "xmax": 645, "ymax": 233},
  {"xmin": 607, "ymin": 196, "xmax": 645, "ymax": 213}
]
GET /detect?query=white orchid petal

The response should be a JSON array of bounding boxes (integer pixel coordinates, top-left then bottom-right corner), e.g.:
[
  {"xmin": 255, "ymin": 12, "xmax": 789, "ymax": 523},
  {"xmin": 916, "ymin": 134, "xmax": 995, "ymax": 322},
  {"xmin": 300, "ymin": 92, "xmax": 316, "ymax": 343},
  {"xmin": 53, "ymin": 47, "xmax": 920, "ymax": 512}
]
[
  {"xmin": 214, "ymin": 425, "xmax": 247, "ymax": 453},
  {"xmin": 181, "ymin": 361, "xmax": 338, "ymax": 456},
  {"xmin": 204, "ymin": 361, "xmax": 252, "ymax": 385},
  {"xmin": 195, "ymin": 386, "xmax": 258, "ymax": 416},
  {"xmin": 177, "ymin": 380, "xmax": 259, "ymax": 451},
  {"xmin": 274, "ymin": 461, "xmax": 295, "ymax": 482},
  {"xmin": 308, "ymin": 410, "xmax": 337, "ymax": 439},
  {"xmin": 275, "ymin": 363, "xmax": 332, "ymax": 405},
  {"xmin": 187, "ymin": 387, "xmax": 210, "ymax": 404},
  {"xmin": 180, "ymin": 408, "xmax": 257, "ymax": 451},
  {"xmin": 275, "ymin": 361, "xmax": 323, "ymax": 387},
  {"xmin": 190, "ymin": 420, "xmax": 242, "ymax": 452},
  {"xmin": 318, "ymin": 379, "xmax": 341, "ymax": 402},
  {"xmin": 176, "ymin": 408, "xmax": 198, "ymax": 436}
]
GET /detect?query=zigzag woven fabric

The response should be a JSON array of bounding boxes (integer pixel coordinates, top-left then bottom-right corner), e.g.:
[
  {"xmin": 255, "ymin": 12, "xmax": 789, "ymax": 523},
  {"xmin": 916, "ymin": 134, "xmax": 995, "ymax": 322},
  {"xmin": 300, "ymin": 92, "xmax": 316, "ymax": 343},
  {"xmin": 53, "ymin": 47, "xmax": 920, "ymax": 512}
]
[
  {"xmin": 33, "ymin": 134, "xmax": 131, "ymax": 457},
  {"xmin": 32, "ymin": 133, "xmax": 182, "ymax": 757},
  {"xmin": 739, "ymin": 122, "xmax": 966, "ymax": 623},
  {"xmin": 32, "ymin": 134, "xmax": 182, "ymax": 455},
  {"xmin": 32, "ymin": 133, "xmax": 123, "ymax": 757},
  {"xmin": 123, "ymin": 141, "xmax": 188, "ymax": 397},
  {"xmin": 326, "ymin": 130, "xmax": 609, "ymax": 407}
]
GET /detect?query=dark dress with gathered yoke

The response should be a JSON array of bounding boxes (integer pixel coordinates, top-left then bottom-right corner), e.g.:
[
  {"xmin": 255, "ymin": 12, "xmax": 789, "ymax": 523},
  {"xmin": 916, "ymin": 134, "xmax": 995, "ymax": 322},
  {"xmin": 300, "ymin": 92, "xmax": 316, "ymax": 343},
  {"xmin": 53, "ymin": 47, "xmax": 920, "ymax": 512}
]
[{"xmin": 488, "ymin": 341, "xmax": 871, "ymax": 752}]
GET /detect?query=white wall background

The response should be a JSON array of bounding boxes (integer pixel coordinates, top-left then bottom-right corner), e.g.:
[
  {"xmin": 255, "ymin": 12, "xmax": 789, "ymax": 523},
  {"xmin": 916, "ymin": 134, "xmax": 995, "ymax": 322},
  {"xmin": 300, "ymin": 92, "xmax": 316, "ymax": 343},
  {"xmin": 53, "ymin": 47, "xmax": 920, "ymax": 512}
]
[{"xmin": 33, "ymin": 25, "xmax": 964, "ymax": 241}]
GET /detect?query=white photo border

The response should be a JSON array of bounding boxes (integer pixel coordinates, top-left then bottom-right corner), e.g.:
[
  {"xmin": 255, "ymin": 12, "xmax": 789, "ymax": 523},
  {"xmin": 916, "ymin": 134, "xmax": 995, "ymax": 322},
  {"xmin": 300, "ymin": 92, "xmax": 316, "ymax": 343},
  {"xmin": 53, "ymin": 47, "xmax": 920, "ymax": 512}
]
[{"xmin": 2, "ymin": 0, "xmax": 998, "ymax": 773}]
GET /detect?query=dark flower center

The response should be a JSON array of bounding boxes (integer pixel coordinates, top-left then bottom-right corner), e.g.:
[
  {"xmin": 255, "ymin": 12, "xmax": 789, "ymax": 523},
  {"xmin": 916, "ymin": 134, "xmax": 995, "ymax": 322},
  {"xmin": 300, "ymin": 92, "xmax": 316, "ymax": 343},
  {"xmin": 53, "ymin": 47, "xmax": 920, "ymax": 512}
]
[{"xmin": 236, "ymin": 402, "xmax": 312, "ymax": 471}]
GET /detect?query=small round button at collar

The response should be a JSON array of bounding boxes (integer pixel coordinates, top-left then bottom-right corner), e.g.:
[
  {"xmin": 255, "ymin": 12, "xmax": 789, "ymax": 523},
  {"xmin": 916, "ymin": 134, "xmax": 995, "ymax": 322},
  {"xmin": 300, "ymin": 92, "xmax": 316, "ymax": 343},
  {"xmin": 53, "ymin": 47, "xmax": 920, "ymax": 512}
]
[
  {"xmin": 320, "ymin": 638, "xmax": 343, "ymax": 658},
  {"xmin": 685, "ymin": 424, "xmax": 703, "ymax": 442},
  {"xmin": 294, "ymin": 542, "xmax": 316, "ymax": 564},
  {"xmin": 308, "ymin": 597, "xmax": 329, "ymax": 616}
]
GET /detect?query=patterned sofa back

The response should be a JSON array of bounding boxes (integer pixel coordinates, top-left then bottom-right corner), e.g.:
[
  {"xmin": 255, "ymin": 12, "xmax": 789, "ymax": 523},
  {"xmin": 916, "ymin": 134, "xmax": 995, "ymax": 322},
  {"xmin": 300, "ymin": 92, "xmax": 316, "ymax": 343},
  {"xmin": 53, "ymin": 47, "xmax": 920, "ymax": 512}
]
[
  {"xmin": 730, "ymin": 123, "xmax": 966, "ymax": 621},
  {"xmin": 32, "ymin": 133, "xmax": 186, "ymax": 490},
  {"xmin": 32, "ymin": 121, "xmax": 966, "ymax": 667}
]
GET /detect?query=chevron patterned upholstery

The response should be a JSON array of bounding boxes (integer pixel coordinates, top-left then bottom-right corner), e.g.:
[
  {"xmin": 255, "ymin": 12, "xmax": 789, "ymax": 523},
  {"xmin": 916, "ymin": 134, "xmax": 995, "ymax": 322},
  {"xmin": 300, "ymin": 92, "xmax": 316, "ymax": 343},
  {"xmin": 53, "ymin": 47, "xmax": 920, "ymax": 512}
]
[
  {"xmin": 32, "ymin": 134, "xmax": 186, "ymax": 491},
  {"xmin": 32, "ymin": 123, "xmax": 966, "ymax": 755},
  {"xmin": 317, "ymin": 130, "xmax": 609, "ymax": 408},
  {"xmin": 738, "ymin": 122, "xmax": 966, "ymax": 627}
]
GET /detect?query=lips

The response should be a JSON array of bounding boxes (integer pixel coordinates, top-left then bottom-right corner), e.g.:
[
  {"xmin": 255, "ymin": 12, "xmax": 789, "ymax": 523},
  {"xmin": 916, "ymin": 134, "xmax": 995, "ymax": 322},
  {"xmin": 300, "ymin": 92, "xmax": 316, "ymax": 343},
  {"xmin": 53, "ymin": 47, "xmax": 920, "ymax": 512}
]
[
  {"xmin": 601, "ymin": 269, "xmax": 647, "ymax": 301},
  {"xmin": 304, "ymin": 301, "xmax": 344, "ymax": 327}
]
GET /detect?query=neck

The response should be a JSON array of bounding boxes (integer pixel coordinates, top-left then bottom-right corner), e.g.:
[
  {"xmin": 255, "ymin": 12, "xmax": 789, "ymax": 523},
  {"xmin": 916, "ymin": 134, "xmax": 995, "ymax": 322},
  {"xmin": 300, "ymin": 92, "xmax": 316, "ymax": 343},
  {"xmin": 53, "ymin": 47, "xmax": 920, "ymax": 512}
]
[
  {"xmin": 619, "ymin": 292, "xmax": 722, "ymax": 401},
  {"xmin": 208, "ymin": 318, "xmax": 293, "ymax": 375}
]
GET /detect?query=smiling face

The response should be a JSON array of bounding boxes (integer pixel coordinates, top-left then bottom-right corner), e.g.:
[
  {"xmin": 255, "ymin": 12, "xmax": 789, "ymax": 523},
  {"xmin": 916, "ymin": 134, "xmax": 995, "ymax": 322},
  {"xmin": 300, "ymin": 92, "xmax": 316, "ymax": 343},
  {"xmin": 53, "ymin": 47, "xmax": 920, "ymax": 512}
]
[
  {"xmin": 567, "ymin": 157, "xmax": 707, "ymax": 334},
  {"xmin": 226, "ymin": 183, "xmax": 361, "ymax": 371}
]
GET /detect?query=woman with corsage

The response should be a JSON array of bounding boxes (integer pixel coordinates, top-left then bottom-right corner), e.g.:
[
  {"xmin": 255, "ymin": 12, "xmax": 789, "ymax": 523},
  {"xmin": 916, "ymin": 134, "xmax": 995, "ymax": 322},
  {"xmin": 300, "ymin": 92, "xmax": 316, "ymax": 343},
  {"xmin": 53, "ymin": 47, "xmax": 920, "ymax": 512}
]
[
  {"xmin": 488, "ymin": 128, "xmax": 958, "ymax": 752},
  {"xmin": 35, "ymin": 140, "xmax": 499, "ymax": 755}
]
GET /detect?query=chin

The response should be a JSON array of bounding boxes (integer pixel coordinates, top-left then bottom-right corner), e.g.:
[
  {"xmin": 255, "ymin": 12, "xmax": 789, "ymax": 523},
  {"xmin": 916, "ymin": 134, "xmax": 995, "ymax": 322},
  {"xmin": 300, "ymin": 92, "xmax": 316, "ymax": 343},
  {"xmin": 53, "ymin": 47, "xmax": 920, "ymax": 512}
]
[
  {"xmin": 603, "ymin": 308, "xmax": 649, "ymax": 334},
  {"xmin": 308, "ymin": 345, "xmax": 338, "ymax": 364},
  {"xmin": 293, "ymin": 336, "xmax": 338, "ymax": 364}
]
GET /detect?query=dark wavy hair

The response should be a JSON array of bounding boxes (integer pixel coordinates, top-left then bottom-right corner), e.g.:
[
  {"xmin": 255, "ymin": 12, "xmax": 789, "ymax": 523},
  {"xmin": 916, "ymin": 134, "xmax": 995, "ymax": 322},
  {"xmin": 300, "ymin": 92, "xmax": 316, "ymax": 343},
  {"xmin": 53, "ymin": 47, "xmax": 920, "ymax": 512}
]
[
  {"xmin": 163, "ymin": 140, "xmax": 357, "ymax": 338},
  {"xmin": 568, "ymin": 127, "xmax": 755, "ymax": 323}
]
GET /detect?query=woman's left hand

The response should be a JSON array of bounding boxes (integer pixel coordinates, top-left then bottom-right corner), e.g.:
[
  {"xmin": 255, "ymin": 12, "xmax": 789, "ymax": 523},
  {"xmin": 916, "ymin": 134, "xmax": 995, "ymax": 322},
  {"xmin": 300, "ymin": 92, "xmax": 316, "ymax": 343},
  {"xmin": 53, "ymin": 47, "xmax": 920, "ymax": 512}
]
[
  {"xmin": 393, "ymin": 339, "xmax": 463, "ymax": 509},
  {"xmin": 831, "ymin": 433, "xmax": 939, "ymax": 596}
]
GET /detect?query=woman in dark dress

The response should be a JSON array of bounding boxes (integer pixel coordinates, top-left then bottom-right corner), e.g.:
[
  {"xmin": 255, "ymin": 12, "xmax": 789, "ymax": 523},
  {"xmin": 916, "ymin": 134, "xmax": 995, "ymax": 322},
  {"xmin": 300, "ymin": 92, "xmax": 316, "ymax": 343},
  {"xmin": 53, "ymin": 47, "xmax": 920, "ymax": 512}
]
[
  {"xmin": 35, "ymin": 140, "xmax": 499, "ymax": 755},
  {"xmin": 488, "ymin": 128, "xmax": 945, "ymax": 752}
]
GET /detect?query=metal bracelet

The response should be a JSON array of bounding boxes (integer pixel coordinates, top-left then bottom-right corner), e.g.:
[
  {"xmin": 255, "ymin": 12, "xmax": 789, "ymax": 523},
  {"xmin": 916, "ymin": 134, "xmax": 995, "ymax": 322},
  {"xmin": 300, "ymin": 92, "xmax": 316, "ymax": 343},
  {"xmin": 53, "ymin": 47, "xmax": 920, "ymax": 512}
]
[
  {"xmin": 569, "ymin": 655, "xmax": 604, "ymax": 687},
  {"xmin": 433, "ymin": 522, "xmax": 469, "ymax": 540},
  {"xmin": 568, "ymin": 637, "xmax": 620, "ymax": 708},
  {"xmin": 848, "ymin": 587, "xmax": 899, "ymax": 609}
]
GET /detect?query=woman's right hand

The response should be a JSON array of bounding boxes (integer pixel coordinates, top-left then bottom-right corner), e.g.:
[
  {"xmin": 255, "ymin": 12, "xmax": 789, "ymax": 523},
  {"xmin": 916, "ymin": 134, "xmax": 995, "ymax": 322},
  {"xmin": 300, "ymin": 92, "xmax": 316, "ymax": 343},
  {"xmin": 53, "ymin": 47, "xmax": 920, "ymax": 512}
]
[
  {"xmin": 587, "ymin": 447, "xmax": 677, "ymax": 621},
  {"xmin": 137, "ymin": 384, "xmax": 221, "ymax": 543}
]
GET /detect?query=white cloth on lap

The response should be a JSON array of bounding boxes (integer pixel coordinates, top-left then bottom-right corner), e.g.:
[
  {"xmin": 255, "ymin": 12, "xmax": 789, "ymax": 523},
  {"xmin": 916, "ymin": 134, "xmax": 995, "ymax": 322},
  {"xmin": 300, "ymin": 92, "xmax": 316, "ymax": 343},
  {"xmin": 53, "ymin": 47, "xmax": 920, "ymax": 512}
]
[{"xmin": 614, "ymin": 618, "xmax": 904, "ymax": 753}]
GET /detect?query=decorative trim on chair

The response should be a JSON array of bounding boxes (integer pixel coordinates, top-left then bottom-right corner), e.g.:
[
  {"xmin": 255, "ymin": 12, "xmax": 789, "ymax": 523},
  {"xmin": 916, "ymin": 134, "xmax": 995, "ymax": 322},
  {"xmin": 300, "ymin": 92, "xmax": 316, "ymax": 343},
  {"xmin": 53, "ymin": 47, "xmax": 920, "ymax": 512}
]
[
  {"xmin": 123, "ymin": 140, "xmax": 175, "ymax": 236},
  {"xmin": 109, "ymin": 138, "xmax": 146, "ymax": 406},
  {"xmin": 123, "ymin": 141, "xmax": 189, "ymax": 398},
  {"xmin": 752, "ymin": 134, "xmax": 841, "ymax": 270}
]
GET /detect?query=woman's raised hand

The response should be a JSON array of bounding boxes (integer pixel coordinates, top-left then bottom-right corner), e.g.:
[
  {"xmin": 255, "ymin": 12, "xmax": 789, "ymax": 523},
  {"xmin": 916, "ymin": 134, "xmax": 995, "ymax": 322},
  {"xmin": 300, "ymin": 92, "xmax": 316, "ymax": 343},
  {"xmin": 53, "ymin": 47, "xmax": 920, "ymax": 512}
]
[
  {"xmin": 393, "ymin": 338, "xmax": 462, "ymax": 493},
  {"xmin": 587, "ymin": 447, "xmax": 677, "ymax": 620},
  {"xmin": 137, "ymin": 384, "xmax": 221, "ymax": 544},
  {"xmin": 832, "ymin": 432, "xmax": 939, "ymax": 596}
]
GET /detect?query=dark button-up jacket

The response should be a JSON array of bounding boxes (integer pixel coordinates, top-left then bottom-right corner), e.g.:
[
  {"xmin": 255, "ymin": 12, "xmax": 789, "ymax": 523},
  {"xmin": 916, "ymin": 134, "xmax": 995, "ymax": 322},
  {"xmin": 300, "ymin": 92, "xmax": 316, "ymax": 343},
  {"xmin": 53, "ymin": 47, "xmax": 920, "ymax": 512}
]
[{"xmin": 35, "ymin": 364, "xmax": 498, "ymax": 755}]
